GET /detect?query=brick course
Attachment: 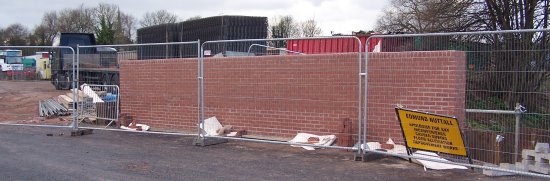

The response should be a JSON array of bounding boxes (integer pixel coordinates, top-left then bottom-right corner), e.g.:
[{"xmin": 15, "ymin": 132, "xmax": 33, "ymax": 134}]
[{"xmin": 119, "ymin": 51, "xmax": 465, "ymax": 143}]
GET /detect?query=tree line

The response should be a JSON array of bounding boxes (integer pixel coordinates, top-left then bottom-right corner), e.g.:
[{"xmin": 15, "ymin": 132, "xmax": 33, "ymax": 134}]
[
  {"xmin": 376, "ymin": 0, "xmax": 550, "ymax": 117},
  {"xmin": 375, "ymin": 0, "xmax": 549, "ymax": 33},
  {"xmin": 0, "ymin": 3, "xmax": 181, "ymax": 46},
  {"xmin": 0, "ymin": 3, "xmax": 323, "ymax": 46}
]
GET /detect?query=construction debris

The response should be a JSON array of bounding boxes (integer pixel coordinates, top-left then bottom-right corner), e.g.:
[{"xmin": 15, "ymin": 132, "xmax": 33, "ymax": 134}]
[
  {"xmin": 518, "ymin": 143, "xmax": 550, "ymax": 174},
  {"xmin": 364, "ymin": 138, "xmax": 408, "ymax": 157},
  {"xmin": 39, "ymin": 99, "xmax": 69, "ymax": 117},
  {"xmin": 411, "ymin": 151, "xmax": 468, "ymax": 171},
  {"xmin": 216, "ymin": 125, "xmax": 233, "ymax": 135},
  {"xmin": 81, "ymin": 84, "xmax": 104, "ymax": 103},
  {"xmin": 57, "ymin": 95, "xmax": 75, "ymax": 109},
  {"xmin": 484, "ymin": 142, "xmax": 550, "ymax": 176},
  {"xmin": 289, "ymin": 133, "xmax": 337, "ymax": 150},
  {"xmin": 199, "ymin": 117, "xmax": 245, "ymax": 137},
  {"xmin": 200, "ymin": 116, "xmax": 223, "ymax": 136},
  {"xmin": 226, "ymin": 130, "xmax": 246, "ymax": 137},
  {"xmin": 120, "ymin": 120, "xmax": 150, "ymax": 131}
]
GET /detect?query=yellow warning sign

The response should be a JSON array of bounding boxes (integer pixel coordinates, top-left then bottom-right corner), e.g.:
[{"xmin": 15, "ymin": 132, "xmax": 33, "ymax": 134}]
[{"xmin": 395, "ymin": 108, "xmax": 467, "ymax": 156}]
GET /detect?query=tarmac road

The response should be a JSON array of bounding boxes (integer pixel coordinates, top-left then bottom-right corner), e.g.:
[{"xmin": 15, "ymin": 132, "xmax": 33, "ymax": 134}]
[{"xmin": 0, "ymin": 126, "xmax": 538, "ymax": 181}]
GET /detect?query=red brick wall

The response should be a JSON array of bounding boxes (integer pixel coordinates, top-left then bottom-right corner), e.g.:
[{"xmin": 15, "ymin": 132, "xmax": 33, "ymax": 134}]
[
  {"xmin": 119, "ymin": 58, "xmax": 198, "ymax": 131},
  {"xmin": 366, "ymin": 51, "xmax": 466, "ymax": 143},
  {"xmin": 119, "ymin": 51, "xmax": 465, "ymax": 143},
  {"xmin": 201, "ymin": 54, "xmax": 359, "ymax": 138}
]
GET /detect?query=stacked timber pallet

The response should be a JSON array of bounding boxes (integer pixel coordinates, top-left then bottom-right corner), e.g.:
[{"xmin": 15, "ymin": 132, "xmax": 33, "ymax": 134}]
[
  {"xmin": 38, "ymin": 90, "xmax": 92, "ymax": 118},
  {"xmin": 136, "ymin": 15, "xmax": 268, "ymax": 59}
]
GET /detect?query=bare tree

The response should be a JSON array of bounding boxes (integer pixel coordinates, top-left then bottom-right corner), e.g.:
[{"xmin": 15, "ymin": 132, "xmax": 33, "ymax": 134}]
[
  {"xmin": 479, "ymin": 0, "xmax": 549, "ymax": 30},
  {"xmin": 30, "ymin": 25, "xmax": 50, "ymax": 46},
  {"xmin": 3, "ymin": 24, "xmax": 30, "ymax": 45},
  {"xmin": 270, "ymin": 15, "xmax": 300, "ymax": 38},
  {"xmin": 33, "ymin": 4, "xmax": 137, "ymax": 44},
  {"xmin": 471, "ymin": 0, "xmax": 550, "ymax": 109},
  {"xmin": 56, "ymin": 5, "xmax": 95, "ymax": 33},
  {"xmin": 94, "ymin": 3, "xmax": 118, "ymax": 24},
  {"xmin": 116, "ymin": 11, "xmax": 137, "ymax": 43},
  {"xmin": 93, "ymin": 3, "xmax": 121, "ymax": 44},
  {"xmin": 92, "ymin": 3, "xmax": 137, "ymax": 44},
  {"xmin": 376, "ymin": 0, "xmax": 477, "ymax": 33},
  {"xmin": 375, "ymin": 0, "xmax": 550, "ymax": 113},
  {"xmin": 300, "ymin": 19, "xmax": 322, "ymax": 37},
  {"xmin": 140, "ymin": 10, "xmax": 179, "ymax": 27},
  {"xmin": 0, "ymin": 28, "xmax": 5, "ymax": 45},
  {"xmin": 37, "ymin": 11, "xmax": 60, "ymax": 45}
]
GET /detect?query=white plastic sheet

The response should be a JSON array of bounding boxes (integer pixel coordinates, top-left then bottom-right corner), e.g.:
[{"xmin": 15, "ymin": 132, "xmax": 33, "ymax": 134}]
[
  {"xmin": 199, "ymin": 116, "xmax": 223, "ymax": 136},
  {"xmin": 412, "ymin": 151, "xmax": 468, "ymax": 170},
  {"xmin": 81, "ymin": 84, "xmax": 104, "ymax": 103},
  {"xmin": 120, "ymin": 124, "xmax": 150, "ymax": 131},
  {"xmin": 289, "ymin": 133, "xmax": 336, "ymax": 150}
]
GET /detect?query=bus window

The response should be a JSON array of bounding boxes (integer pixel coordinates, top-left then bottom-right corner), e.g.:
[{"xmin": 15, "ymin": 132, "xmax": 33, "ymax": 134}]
[{"xmin": 6, "ymin": 57, "xmax": 22, "ymax": 64}]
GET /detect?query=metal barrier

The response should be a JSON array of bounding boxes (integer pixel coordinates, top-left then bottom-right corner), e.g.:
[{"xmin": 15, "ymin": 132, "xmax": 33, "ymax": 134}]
[
  {"xmin": 0, "ymin": 46, "xmax": 78, "ymax": 130},
  {"xmin": 247, "ymin": 44, "xmax": 305, "ymax": 55},
  {"xmin": 75, "ymin": 41, "xmax": 200, "ymax": 134},
  {"xmin": 364, "ymin": 29, "xmax": 550, "ymax": 178},
  {"xmin": 199, "ymin": 36, "xmax": 363, "ymax": 151},
  {"xmin": 78, "ymin": 84, "xmax": 120, "ymax": 128},
  {"xmin": 2, "ymin": 34, "xmax": 549, "ymax": 178}
]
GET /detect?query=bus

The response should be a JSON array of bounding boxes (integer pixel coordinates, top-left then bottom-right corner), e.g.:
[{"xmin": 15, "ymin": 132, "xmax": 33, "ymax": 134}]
[{"xmin": 0, "ymin": 50, "xmax": 24, "ymax": 79}]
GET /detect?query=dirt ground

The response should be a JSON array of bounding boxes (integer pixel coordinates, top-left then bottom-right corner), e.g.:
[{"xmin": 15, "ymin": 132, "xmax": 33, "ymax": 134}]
[
  {"xmin": 0, "ymin": 126, "xmax": 541, "ymax": 180},
  {"xmin": 0, "ymin": 80, "xmax": 71, "ymax": 124}
]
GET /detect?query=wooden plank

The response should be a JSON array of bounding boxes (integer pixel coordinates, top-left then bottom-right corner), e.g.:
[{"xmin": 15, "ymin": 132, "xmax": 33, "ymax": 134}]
[{"xmin": 58, "ymin": 95, "xmax": 74, "ymax": 109}]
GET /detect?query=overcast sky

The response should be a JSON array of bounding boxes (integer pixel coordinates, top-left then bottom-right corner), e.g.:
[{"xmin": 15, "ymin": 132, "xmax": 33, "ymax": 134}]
[{"xmin": 0, "ymin": 0, "xmax": 389, "ymax": 35}]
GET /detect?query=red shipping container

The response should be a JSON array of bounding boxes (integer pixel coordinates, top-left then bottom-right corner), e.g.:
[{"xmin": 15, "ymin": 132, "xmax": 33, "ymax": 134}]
[{"xmin": 287, "ymin": 35, "xmax": 382, "ymax": 54}]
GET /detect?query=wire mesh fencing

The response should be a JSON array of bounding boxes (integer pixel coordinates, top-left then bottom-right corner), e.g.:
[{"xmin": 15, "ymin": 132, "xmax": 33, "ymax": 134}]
[
  {"xmin": 198, "ymin": 37, "xmax": 363, "ymax": 151},
  {"xmin": 364, "ymin": 29, "xmax": 550, "ymax": 177},
  {"xmin": 77, "ymin": 84, "xmax": 119, "ymax": 128},
  {"xmin": 75, "ymin": 42, "xmax": 200, "ymax": 135},
  {"xmin": 0, "ymin": 46, "xmax": 77, "ymax": 129}
]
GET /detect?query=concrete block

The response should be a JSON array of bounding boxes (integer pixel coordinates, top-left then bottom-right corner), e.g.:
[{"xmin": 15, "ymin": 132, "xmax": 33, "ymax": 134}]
[
  {"xmin": 522, "ymin": 149, "xmax": 550, "ymax": 163},
  {"xmin": 536, "ymin": 154, "xmax": 550, "ymax": 163},
  {"xmin": 514, "ymin": 162, "xmax": 529, "ymax": 171},
  {"xmin": 521, "ymin": 159, "xmax": 535, "ymax": 165},
  {"xmin": 543, "ymin": 153, "xmax": 550, "ymax": 160},
  {"xmin": 534, "ymin": 159, "xmax": 550, "ymax": 167},
  {"xmin": 528, "ymin": 164, "xmax": 550, "ymax": 175},
  {"xmin": 522, "ymin": 149, "xmax": 535, "ymax": 159},
  {"xmin": 535, "ymin": 143, "xmax": 550, "ymax": 153}
]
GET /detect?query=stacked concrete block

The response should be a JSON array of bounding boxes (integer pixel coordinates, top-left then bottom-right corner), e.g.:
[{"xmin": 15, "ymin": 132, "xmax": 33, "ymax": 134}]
[
  {"xmin": 517, "ymin": 143, "xmax": 550, "ymax": 174},
  {"xmin": 484, "ymin": 143, "xmax": 550, "ymax": 176}
]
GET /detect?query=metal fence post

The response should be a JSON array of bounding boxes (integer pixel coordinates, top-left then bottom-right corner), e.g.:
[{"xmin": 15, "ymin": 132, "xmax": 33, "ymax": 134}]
[
  {"xmin": 514, "ymin": 103, "xmax": 526, "ymax": 162},
  {"xmin": 198, "ymin": 40, "xmax": 203, "ymax": 139},
  {"xmin": 72, "ymin": 45, "xmax": 79, "ymax": 131}
]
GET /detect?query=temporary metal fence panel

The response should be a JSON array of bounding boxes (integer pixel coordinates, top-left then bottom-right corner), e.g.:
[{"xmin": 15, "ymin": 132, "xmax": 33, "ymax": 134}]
[
  {"xmin": 364, "ymin": 29, "xmax": 550, "ymax": 178},
  {"xmin": 78, "ymin": 84, "xmax": 120, "ymax": 128},
  {"xmin": 199, "ymin": 36, "xmax": 363, "ymax": 151},
  {"xmin": 0, "ymin": 46, "xmax": 78, "ymax": 130},
  {"xmin": 76, "ymin": 42, "xmax": 199, "ymax": 136}
]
